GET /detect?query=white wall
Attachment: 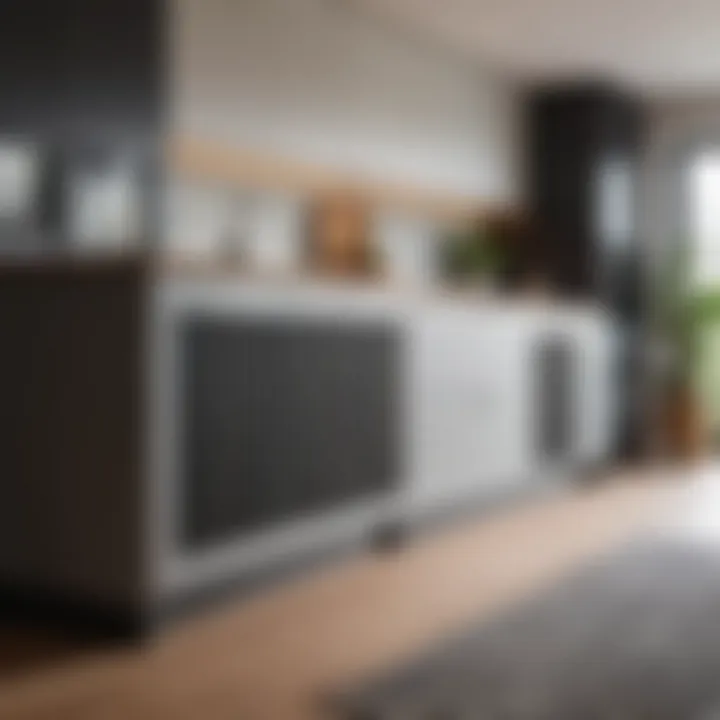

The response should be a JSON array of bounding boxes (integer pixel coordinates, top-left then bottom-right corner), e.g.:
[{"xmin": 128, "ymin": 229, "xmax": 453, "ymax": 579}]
[{"xmin": 171, "ymin": 0, "xmax": 521, "ymax": 200}]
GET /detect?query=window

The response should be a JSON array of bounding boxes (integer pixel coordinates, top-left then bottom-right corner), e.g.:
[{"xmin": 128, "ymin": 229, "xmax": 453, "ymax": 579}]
[{"xmin": 689, "ymin": 151, "xmax": 720, "ymax": 288}]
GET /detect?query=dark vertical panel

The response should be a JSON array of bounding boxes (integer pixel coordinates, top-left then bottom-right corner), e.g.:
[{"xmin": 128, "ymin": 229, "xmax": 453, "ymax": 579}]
[
  {"xmin": 535, "ymin": 336, "xmax": 575, "ymax": 462},
  {"xmin": 526, "ymin": 91, "xmax": 596, "ymax": 295},
  {"xmin": 181, "ymin": 318, "xmax": 401, "ymax": 549},
  {"xmin": 525, "ymin": 82, "xmax": 647, "ymax": 459},
  {"xmin": 0, "ymin": 260, "xmax": 148, "ymax": 614},
  {"xmin": 61, "ymin": 0, "xmax": 166, "ymax": 141},
  {"xmin": 526, "ymin": 83, "xmax": 645, "ymax": 300},
  {"xmin": 0, "ymin": 0, "xmax": 167, "ymax": 252},
  {"xmin": 0, "ymin": 1, "xmax": 63, "ymax": 135}
]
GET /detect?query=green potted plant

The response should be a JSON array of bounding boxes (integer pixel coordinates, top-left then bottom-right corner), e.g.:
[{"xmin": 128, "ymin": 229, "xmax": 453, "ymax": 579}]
[
  {"xmin": 440, "ymin": 220, "xmax": 508, "ymax": 289},
  {"xmin": 658, "ymin": 243, "xmax": 718, "ymax": 458},
  {"xmin": 689, "ymin": 287, "xmax": 720, "ymax": 448}
]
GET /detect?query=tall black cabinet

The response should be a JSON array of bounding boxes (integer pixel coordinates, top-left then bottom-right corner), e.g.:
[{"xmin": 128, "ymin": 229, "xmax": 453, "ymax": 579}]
[
  {"xmin": 526, "ymin": 82, "xmax": 647, "ymax": 458},
  {"xmin": 0, "ymin": 0, "xmax": 166, "ymax": 253}
]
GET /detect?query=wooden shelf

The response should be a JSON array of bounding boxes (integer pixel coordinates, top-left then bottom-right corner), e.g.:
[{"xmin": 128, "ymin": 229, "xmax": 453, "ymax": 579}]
[{"xmin": 168, "ymin": 135, "xmax": 507, "ymax": 224}]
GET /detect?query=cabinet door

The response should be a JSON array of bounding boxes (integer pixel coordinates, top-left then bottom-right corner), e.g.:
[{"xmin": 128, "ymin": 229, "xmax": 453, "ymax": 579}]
[
  {"xmin": 180, "ymin": 316, "xmax": 400, "ymax": 548},
  {"xmin": 534, "ymin": 334, "xmax": 577, "ymax": 463},
  {"xmin": 572, "ymin": 317, "xmax": 615, "ymax": 463},
  {"xmin": 409, "ymin": 309, "xmax": 532, "ymax": 504}
]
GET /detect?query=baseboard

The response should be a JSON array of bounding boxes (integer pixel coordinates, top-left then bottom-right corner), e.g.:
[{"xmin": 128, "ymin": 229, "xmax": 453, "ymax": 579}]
[
  {"xmin": 163, "ymin": 481, "xmax": 564, "ymax": 625},
  {"xmin": 159, "ymin": 536, "xmax": 365, "ymax": 627},
  {"xmin": 0, "ymin": 580, "xmax": 154, "ymax": 642},
  {"xmin": 403, "ymin": 480, "xmax": 562, "ymax": 535},
  {"xmin": 0, "ymin": 477, "xmax": 600, "ymax": 641}
]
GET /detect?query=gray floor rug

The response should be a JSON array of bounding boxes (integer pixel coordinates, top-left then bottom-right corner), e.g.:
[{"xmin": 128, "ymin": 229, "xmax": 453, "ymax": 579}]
[{"xmin": 335, "ymin": 539, "xmax": 720, "ymax": 719}]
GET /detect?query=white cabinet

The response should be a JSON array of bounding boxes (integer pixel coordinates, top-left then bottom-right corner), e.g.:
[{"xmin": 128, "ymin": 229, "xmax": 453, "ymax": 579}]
[
  {"xmin": 155, "ymin": 280, "xmax": 615, "ymax": 595},
  {"xmin": 405, "ymin": 306, "xmax": 531, "ymax": 509},
  {"xmin": 403, "ymin": 303, "xmax": 613, "ymax": 513}
]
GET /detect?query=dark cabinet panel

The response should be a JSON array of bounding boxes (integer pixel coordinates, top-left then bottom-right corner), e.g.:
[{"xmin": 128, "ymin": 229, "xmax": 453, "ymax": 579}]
[
  {"xmin": 526, "ymin": 83, "xmax": 645, "ymax": 302},
  {"xmin": 534, "ymin": 336, "xmax": 576, "ymax": 462},
  {"xmin": 181, "ymin": 317, "xmax": 401, "ymax": 549},
  {"xmin": 0, "ymin": 2, "xmax": 64, "ymax": 135},
  {"xmin": 0, "ymin": 0, "xmax": 166, "ymax": 252},
  {"xmin": 526, "ymin": 82, "xmax": 646, "ymax": 458},
  {"xmin": 0, "ymin": 0, "xmax": 166, "ymax": 140},
  {"xmin": 60, "ymin": 0, "xmax": 167, "ymax": 141}
]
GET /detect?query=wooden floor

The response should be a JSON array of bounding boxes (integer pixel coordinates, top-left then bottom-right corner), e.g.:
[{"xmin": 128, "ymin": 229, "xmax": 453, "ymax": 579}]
[{"xmin": 0, "ymin": 470, "xmax": 688, "ymax": 720}]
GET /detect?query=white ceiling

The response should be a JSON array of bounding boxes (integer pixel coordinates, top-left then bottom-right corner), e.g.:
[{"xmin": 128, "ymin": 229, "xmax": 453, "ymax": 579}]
[{"xmin": 353, "ymin": 0, "xmax": 720, "ymax": 95}]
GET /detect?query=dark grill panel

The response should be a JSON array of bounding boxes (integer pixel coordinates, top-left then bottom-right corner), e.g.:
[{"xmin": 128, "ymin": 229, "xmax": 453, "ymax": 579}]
[{"xmin": 181, "ymin": 316, "xmax": 400, "ymax": 549}]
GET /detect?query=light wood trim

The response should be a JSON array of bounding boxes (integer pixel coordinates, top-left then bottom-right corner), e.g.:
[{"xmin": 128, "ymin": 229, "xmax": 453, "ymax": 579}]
[{"xmin": 168, "ymin": 134, "xmax": 501, "ymax": 223}]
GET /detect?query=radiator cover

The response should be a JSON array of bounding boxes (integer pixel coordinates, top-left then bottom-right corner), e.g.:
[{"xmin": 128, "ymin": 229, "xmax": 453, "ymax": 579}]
[{"xmin": 180, "ymin": 316, "xmax": 400, "ymax": 549}]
